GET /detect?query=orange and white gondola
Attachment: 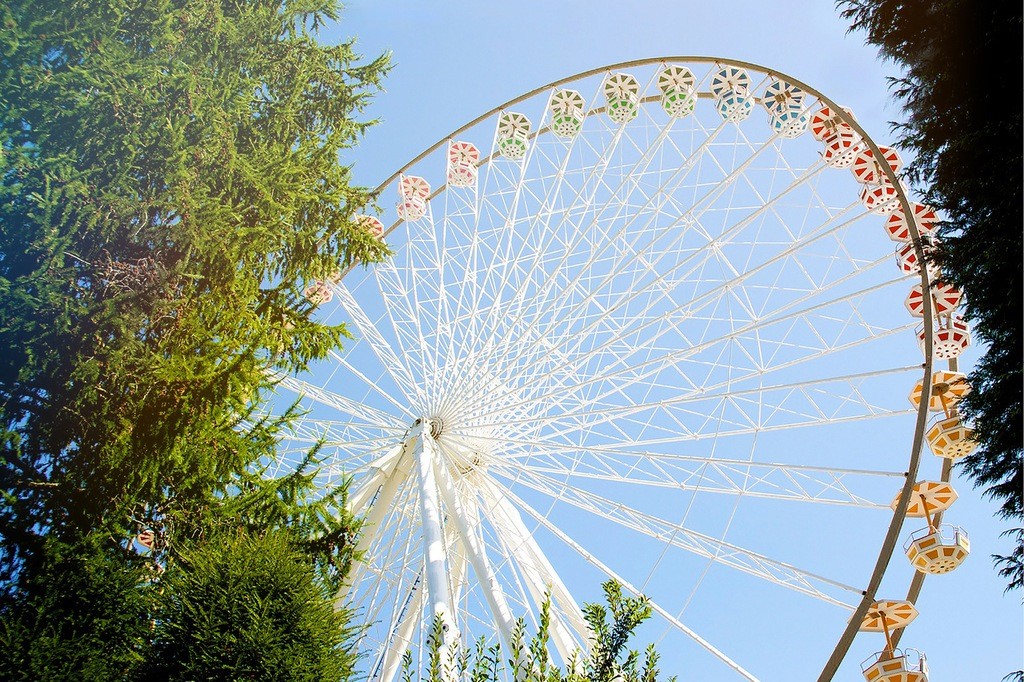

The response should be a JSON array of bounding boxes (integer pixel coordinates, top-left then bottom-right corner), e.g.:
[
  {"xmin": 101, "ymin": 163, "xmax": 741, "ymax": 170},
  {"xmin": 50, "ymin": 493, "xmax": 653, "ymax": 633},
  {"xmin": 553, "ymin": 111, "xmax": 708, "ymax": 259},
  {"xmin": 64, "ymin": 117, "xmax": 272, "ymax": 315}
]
[
  {"xmin": 892, "ymin": 481, "xmax": 970, "ymax": 574},
  {"xmin": 860, "ymin": 649, "xmax": 929, "ymax": 682},
  {"xmin": 925, "ymin": 414, "xmax": 977, "ymax": 461},
  {"xmin": 908, "ymin": 370, "xmax": 971, "ymax": 415},
  {"xmin": 859, "ymin": 601, "xmax": 927, "ymax": 682}
]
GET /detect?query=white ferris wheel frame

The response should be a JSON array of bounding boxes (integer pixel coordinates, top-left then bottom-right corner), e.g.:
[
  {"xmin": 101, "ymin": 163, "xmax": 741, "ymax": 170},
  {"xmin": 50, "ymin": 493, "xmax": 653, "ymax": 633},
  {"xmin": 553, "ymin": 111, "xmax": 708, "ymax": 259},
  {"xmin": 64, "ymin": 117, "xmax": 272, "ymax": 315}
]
[{"xmin": 284, "ymin": 56, "xmax": 955, "ymax": 681}]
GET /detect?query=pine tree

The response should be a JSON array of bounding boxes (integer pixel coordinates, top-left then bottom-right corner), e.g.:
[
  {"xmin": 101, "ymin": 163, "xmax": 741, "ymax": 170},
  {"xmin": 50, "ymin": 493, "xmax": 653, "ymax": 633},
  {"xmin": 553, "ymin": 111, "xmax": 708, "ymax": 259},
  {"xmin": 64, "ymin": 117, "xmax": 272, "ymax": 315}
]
[
  {"xmin": 838, "ymin": 0, "xmax": 1023, "ymax": 592},
  {"xmin": 0, "ymin": 534, "xmax": 153, "ymax": 681},
  {"xmin": 0, "ymin": 0, "xmax": 388, "ymax": 677},
  {"xmin": 143, "ymin": 529, "xmax": 357, "ymax": 682}
]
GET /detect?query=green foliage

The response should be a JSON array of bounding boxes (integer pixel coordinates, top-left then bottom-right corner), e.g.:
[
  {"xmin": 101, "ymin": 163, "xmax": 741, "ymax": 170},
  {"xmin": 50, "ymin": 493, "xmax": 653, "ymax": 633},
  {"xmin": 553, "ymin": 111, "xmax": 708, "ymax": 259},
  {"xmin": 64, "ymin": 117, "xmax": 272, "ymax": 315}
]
[
  {"xmin": 407, "ymin": 582, "xmax": 675, "ymax": 682},
  {"xmin": 425, "ymin": 613, "xmax": 453, "ymax": 682},
  {"xmin": 143, "ymin": 529, "xmax": 356, "ymax": 682},
  {"xmin": 0, "ymin": 0, "xmax": 389, "ymax": 583},
  {"xmin": 839, "ymin": 0, "xmax": 1023, "ymax": 592},
  {"xmin": 0, "ymin": 0, "xmax": 389, "ymax": 678},
  {"xmin": 995, "ymin": 527, "xmax": 1024, "ymax": 592},
  {"xmin": 0, "ymin": 534, "xmax": 153, "ymax": 681},
  {"xmin": 167, "ymin": 443, "xmax": 365, "ymax": 595},
  {"xmin": 578, "ymin": 582, "xmax": 657, "ymax": 682},
  {"xmin": 0, "ymin": 410, "xmax": 364, "ymax": 680},
  {"xmin": 469, "ymin": 636, "xmax": 504, "ymax": 682}
]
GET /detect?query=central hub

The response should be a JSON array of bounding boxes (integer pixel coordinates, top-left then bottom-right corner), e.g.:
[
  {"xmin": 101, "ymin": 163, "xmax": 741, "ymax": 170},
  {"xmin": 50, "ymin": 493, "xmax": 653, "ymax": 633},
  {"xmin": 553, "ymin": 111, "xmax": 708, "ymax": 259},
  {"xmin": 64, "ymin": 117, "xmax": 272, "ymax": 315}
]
[
  {"xmin": 427, "ymin": 416, "xmax": 444, "ymax": 439},
  {"xmin": 414, "ymin": 413, "xmax": 493, "ymax": 478},
  {"xmin": 411, "ymin": 368, "xmax": 526, "ymax": 479}
]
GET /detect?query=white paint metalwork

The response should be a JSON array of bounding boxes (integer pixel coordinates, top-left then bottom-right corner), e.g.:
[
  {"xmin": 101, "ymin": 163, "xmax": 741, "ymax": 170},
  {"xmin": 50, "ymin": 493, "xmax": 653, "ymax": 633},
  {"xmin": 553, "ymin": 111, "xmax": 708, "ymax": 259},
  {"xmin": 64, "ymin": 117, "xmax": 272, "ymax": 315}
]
[{"xmin": 265, "ymin": 58, "xmax": 951, "ymax": 680}]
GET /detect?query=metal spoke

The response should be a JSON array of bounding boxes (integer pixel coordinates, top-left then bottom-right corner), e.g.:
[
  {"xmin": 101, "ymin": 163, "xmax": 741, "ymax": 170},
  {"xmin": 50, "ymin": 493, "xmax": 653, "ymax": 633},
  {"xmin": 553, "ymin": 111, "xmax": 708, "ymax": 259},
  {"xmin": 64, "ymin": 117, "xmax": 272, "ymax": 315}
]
[{"xmin": 271, "ymin": 59, "xmax": 940, "ymax": 681}]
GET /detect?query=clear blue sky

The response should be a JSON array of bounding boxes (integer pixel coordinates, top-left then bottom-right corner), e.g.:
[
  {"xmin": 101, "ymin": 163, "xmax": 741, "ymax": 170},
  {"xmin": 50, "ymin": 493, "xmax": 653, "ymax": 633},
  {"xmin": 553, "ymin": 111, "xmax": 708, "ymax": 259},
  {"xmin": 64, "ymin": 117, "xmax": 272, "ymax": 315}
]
[{"xmin": 321, "ymin": 2, "xmax": 1021, "ymax": 679}]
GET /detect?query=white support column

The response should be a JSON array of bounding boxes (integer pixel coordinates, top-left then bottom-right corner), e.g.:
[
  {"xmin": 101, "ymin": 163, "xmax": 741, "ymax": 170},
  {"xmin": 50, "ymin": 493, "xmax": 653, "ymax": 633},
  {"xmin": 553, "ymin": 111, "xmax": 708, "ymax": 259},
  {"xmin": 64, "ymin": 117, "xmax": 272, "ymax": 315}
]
[
  {"xmin": 433, "ymin": 452, "xmax": 518, "ymax": 652},
  {"xmin": 338, "ymin": 443, "xmax": 412, "ymax": 604},
  {"xmin": 373, "ymin": 573, "xmax": 424, "ymax": 682},
  {"xmin": 347, "ymin": 444, "xmax": 407, "ymax": 514},
  {"xmin": 478, "ymin": 478, "xmax": 590, "ymax": 662},
  {"xmin": 375, "ymin": 518, "xmax": 466, "ymax": 682},
  {"xmin": 413, "ymin": 420, "xmax": 459, "ymax": 648},
  {"xmin": 502, "ymin": 484, "xmax": 759, "ymax": 681}
]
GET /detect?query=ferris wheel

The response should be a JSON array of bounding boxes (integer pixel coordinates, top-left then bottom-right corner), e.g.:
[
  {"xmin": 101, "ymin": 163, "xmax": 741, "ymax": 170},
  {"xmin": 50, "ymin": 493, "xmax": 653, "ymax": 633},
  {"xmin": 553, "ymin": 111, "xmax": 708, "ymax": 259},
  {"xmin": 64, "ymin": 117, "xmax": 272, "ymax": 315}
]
[{"xmin": 275, "ymin": 58, "xmax": 976, "ymax": 681}]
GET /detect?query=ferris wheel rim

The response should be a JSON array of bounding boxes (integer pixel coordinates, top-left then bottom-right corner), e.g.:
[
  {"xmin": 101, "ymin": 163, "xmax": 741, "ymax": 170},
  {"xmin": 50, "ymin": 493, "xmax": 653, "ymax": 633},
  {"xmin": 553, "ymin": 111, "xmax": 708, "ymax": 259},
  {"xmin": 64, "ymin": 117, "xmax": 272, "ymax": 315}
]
[
  {"xmin": 366, "ymin": 59, "xmax": 939, "ymax": 678},
  {"xmin": 303, "ymin": 56, "xmax": 946, "ymax": 680}
]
